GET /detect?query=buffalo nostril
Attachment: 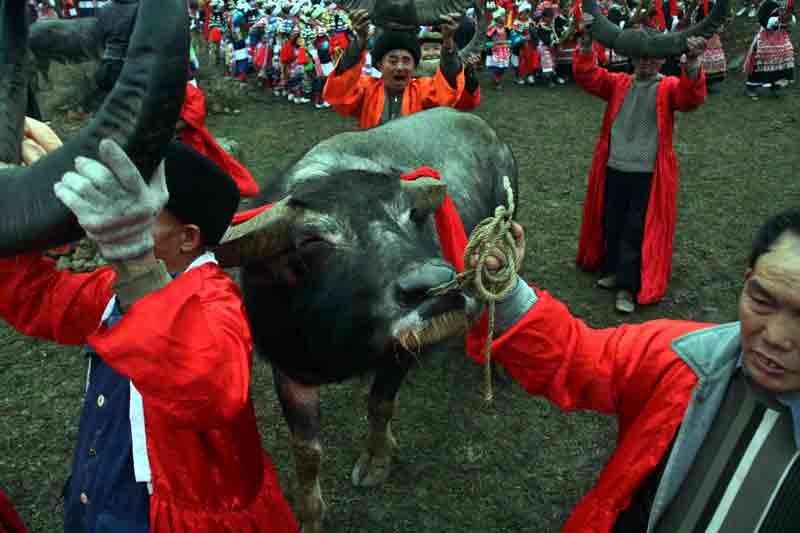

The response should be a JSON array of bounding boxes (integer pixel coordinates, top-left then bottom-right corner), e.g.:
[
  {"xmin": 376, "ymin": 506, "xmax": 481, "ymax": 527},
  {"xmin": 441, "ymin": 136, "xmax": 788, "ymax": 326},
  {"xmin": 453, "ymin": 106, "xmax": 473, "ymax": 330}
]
[{"xmin": 396, "ymin": 264, "xmax": 456, "ymax": 304}]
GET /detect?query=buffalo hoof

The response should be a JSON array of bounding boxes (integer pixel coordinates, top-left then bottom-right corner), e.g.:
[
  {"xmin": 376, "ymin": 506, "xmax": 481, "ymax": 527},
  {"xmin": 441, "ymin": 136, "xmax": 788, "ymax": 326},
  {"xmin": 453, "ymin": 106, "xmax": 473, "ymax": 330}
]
[
  {"xmin": 351, "ymin": 450, "xmax": 393, "ymax": 487},
  {"xmin": 297, "ymin": 481, "xmax": 326, "ymax": 533}
]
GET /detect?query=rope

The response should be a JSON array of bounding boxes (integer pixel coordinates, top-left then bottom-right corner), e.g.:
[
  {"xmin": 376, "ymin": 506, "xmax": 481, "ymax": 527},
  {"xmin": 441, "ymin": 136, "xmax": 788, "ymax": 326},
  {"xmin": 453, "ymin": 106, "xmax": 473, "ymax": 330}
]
[{"xmin": 429, "ymin": 176, "xmax": 517, "ymax": 403}]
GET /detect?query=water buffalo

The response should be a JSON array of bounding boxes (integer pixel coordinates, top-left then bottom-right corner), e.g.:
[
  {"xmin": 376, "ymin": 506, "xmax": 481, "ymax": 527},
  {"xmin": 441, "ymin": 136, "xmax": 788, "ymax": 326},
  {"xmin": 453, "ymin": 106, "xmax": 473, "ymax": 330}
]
[
  {"xmin": 4, "ymin": 1, "xmax": 517, "ymax": 532},
  {"xmin": 214, "ymin": 107, "xmax": 519, "ymax": 532}
]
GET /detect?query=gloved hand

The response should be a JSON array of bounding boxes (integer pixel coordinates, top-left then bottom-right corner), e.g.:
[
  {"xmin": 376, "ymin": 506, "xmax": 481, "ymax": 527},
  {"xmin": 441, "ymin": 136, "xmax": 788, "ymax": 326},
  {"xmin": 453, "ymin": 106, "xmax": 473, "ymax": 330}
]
[{"xmin": 54, "ymin": 139, "xmax": 169, "ymax": 261}]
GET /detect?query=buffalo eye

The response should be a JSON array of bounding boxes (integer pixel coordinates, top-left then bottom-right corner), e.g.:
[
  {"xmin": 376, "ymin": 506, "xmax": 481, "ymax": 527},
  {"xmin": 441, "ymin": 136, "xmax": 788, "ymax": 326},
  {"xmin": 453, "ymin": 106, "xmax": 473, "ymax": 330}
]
[{"xmin": 296, "ymin": 235, "xmax": 333, "ymax": 270}]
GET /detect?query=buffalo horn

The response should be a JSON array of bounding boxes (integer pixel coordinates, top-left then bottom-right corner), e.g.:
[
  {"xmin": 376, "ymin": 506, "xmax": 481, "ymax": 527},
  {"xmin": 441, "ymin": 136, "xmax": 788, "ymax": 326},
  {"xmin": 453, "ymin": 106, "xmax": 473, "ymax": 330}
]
[
  {"xmin": 0, "ymin": 0, "xmax": 188, "ymax": 257},
  {"xmin": 458, "ymin": 0, "xmax": 487, "ymax": 63},
  {"xmin": 214, "ymin": 198, "xmax": 301, "ymax": 268},
  {"xmin": 401, "ymin": 176, "xmax": 446, "ymax": 215},
  {"xmin": 582, "ymin": 0, "xmax": 729, "ymax": 58},
  {"xmin": 0, "ymin": 0, "xmax": 31, "ymax": 165}
]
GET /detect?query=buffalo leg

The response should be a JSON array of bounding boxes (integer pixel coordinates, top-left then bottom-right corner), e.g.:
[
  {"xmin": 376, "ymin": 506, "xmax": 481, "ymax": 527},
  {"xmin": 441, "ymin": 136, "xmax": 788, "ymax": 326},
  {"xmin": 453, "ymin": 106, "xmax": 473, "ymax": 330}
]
[
  {"xmin": 273, "ymin": 367, "xmax": 326, "ymax": 533},
  {"xmin": 351, "ymin": 360, "xmax": 412, "ymax": 487}
]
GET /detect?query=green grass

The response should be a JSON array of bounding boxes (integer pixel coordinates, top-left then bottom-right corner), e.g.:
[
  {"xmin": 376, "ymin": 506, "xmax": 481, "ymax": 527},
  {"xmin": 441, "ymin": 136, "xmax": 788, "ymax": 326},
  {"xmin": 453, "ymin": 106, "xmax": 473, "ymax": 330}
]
[{"xmin": 2, "ymin": 19, "xmax": 799, "ymax": 532}]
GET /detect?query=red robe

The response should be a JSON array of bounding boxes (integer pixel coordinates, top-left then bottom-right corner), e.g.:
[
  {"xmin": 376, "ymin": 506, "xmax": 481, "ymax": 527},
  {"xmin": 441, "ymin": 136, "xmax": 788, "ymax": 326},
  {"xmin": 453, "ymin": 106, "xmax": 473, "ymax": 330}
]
[
  {"xmin": 0, "ymin": 490, "xmax": 26, "ymax": 533},
  {"xmin": 0, "ymin": 254, "xmax": 299, "ymax": 533},
  {"xmin": 573, "ymin": 50, "xmax": 706, "ymax": 304},
  {"xmin": 178, "ymin": 83, "xmax": 260, "ymax": 197},
  {"xmin": 323, "ymin": 53, "xmax": 465, "ymax": 129},
  {"xmin": 467, "ymin": 289, "xmax": 708, "ymax": 532}
]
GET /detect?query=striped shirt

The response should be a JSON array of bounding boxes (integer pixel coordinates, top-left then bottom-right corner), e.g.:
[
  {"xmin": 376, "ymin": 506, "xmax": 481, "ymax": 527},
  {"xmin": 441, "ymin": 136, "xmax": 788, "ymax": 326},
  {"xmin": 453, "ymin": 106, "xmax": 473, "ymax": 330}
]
[{"xmin": 654, "ymin": 370, "xmax": 800, "ymax": 532}]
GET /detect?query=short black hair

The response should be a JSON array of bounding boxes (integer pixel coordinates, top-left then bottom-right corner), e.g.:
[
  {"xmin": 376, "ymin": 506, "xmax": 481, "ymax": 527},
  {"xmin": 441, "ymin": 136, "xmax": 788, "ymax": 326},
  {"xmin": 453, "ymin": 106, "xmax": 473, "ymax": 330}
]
[{"xmin": 748, "ymin": 208, "xmax": 800, "ymax": 268}]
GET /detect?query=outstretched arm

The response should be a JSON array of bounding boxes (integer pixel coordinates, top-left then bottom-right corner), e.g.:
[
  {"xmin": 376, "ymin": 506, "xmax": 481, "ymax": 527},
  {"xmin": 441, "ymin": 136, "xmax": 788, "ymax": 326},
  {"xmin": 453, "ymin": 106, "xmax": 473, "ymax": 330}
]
[
  {"xmin": 335, "ymin": 9, "xmax": 369, "ymax": 74},
  {"xmin": 572, "ymin": 13, "xmax": 620, "ymax": 101},
  {"xmin": 438, "ymin": 12, "xmax": 464, "ymax": 88}
]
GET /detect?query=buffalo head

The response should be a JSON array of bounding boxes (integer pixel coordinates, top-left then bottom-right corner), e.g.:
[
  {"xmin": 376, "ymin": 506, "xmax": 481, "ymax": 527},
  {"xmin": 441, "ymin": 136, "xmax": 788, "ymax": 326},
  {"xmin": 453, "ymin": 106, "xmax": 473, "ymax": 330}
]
[
  {"xmin": 216, "ymin": 170, "xmax": 479, "ymax": 385},
  {"xmin": 582, "ymin": 0, "xmax": 729, "ymax": 58},
  {"xmin": 336, "ymin": 0, "xmax": 478, "ymax": 30}
]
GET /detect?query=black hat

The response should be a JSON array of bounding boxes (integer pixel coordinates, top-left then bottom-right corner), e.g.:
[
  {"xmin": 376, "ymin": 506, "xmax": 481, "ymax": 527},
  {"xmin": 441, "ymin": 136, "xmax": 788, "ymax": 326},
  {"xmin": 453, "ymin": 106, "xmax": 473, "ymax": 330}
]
[
  {"xmin": 371, "ymin": 30, "xmax": 421, "ymax": 66},
  {"xmin": 164, "ymin": 141, "xmax": 241, "ymax": 246}
]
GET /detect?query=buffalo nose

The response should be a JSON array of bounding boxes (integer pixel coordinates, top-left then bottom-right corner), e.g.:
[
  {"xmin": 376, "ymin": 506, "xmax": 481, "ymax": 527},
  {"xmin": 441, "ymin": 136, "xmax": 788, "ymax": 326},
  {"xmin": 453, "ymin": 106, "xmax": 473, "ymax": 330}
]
[{"xmin": 396, "ymin": 263, "xmax": 456, "ymax": 304}]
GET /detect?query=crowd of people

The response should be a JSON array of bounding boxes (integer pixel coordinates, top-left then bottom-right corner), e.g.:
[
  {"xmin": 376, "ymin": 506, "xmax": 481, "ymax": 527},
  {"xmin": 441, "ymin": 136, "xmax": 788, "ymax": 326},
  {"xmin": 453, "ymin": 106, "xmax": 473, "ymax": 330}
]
[
  {"xmin": 182, "ymin": 0, "xmax": 796, "ymax": 99},
  {"xmin": 26, "ymin": 0, "xmax": 796, "ymax": 100}
]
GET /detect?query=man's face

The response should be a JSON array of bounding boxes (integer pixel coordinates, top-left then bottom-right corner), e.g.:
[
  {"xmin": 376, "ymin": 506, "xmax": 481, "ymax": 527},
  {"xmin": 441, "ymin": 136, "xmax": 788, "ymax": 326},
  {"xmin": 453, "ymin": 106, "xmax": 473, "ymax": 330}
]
[
  {"xmin": 421, "ymin": 41, "xmax": 442, "ymax": 62},
  {"xmin": 379, "ymin": 49, "xmax": 415, "ymax": 92},
  {"xmin": 740, "ymin": 231, "xmax": 800, "ymax": 394},
  {"xmin": 151, "ymin": 209, "xmax": 202, "ymax": 273},
  {"xmin": 632, "ymin": 56, "xmax": 666, "ymax": 79}
]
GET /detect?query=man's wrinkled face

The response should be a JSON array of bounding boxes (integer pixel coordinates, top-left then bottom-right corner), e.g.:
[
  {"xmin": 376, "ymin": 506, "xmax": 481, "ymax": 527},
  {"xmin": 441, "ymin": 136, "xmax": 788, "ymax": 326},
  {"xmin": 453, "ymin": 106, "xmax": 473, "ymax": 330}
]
[
  {"xmin": 740, "ymin": 231, "xmax": 800, "ymax": 393},
  {"xmin": 632, "ymin": 56, "xmax": 666, "ymax": 79},
  {"xmin": 380, "ymin": 49, "xmax": 415, "ymax": 92}
]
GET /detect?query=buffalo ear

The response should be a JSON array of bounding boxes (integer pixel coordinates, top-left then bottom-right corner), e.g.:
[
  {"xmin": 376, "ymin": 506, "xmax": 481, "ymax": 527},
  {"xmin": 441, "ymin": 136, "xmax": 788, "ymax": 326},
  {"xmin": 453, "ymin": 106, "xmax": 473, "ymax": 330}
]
[{"xmin": 401, "ymin": 177, "xmax": 446, "ymax": 223}]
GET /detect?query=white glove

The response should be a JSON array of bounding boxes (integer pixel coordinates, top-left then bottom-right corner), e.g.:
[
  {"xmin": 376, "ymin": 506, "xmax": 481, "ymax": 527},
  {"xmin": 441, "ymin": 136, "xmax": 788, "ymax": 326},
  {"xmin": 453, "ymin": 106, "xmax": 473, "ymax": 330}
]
[{"xmin": 54, "ymin": 139, "xmax": 169, "ymax": 261}]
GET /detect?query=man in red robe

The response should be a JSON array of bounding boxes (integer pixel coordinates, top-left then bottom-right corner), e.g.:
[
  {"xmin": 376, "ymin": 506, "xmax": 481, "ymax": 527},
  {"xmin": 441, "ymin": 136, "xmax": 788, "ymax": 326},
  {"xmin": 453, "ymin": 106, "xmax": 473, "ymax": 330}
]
[
  {"xmin": 574, "ymin": 14, "xmax": 707, "ymax": 312},
  {"xmin": 0, "ymin": 123, "xmax": 299, "ymax": 532},
  {"xmin": 177, "ymin": 82, "xmax": 260, "ymax": 197},
  {"xmin": 466, "ymin": 210, "xmax": 800, "ymax": 532},
  {"xmin": 322, "ymin": 9, "xmax": 465, "ymax": 129}
]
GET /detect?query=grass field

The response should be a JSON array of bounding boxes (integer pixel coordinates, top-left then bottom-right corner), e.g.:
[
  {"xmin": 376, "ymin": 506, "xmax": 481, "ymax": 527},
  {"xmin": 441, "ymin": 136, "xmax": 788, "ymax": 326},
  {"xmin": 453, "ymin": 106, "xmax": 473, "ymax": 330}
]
[{"xmin": 2, "ymin": 18, "xmax": 799, "ymax": 532}]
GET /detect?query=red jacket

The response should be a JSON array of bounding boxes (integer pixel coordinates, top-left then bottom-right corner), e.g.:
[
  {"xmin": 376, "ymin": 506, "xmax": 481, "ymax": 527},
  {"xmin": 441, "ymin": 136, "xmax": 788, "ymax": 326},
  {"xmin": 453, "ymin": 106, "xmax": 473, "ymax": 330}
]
[
  {"xmin": 178, "ymin": 83, "xmax": 260, "ymax": 197},
  {"xmin": 573, "ymin": 50, "xmax": 706, "ymax": 304},
  {"xmin": 0, "ymin": 254, "xmax": 298, "ymax": 533},
  {"xmin": 467, "ymin": 289, "xmax": 708, "ymax": 532}
]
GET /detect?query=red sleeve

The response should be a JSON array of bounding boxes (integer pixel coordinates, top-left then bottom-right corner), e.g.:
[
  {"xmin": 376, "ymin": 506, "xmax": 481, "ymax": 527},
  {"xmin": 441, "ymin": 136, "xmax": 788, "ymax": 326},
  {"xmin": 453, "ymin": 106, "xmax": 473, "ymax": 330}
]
[
  {"xmin": 668, "ymin": 66, "xmax": 707, "ymax": 112},
  {"xmin": 454, "ymin": 86, "xmax": 481, "ymax": 110},
  {"xmin": 468, "ymin": 289, "xmax": 707, "ymax": 414},
  {"xmin": 322, "ymin": 53, "xmax": 371, "ymax": 119},
  {"xmin": 88, "ymin": 265, "xmax": 252, "ymax": 429},
  {"xmin": 0, "ymin": 254, "xmax": 114, "ymax": 345},
  {"xmin": 573, "ymin": 49, "xmax": 621, "ymax": 101},
  {"xmin": 415, "ymin": 67, "xmax": 464, "ymax": 109}
]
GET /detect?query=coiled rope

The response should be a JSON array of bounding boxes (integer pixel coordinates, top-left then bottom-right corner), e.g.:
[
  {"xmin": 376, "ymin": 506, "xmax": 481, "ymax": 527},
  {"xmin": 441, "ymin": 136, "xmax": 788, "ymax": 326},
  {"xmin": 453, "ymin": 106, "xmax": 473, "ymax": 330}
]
[{"xmin": 429, "ymin": 176, "xmax": 517, "ymax": 403}]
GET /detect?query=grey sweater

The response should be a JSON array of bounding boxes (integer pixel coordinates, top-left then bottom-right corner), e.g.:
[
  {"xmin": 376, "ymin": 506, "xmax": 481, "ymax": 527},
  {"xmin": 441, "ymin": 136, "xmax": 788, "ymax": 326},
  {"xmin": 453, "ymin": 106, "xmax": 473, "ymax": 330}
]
[{"xmin": 608, "ymin": 76, "xmax": 661, "ymax": 173}]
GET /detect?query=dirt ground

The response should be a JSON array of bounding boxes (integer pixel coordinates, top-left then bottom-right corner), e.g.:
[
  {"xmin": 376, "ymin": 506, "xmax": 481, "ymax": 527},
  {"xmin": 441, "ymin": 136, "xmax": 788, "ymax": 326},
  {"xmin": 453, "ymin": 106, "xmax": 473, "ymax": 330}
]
[{"xmin": 2, "ymin": 17, "xmax": 799, "ymax": 533}]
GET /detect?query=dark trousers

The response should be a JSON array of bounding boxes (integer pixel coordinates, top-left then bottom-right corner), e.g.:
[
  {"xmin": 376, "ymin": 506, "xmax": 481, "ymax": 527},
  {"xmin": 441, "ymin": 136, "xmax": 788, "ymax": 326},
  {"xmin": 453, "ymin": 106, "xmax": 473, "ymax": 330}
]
[{"xmin": 602, "ymin": 167, "xmax": 653, "ymax": 295}]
